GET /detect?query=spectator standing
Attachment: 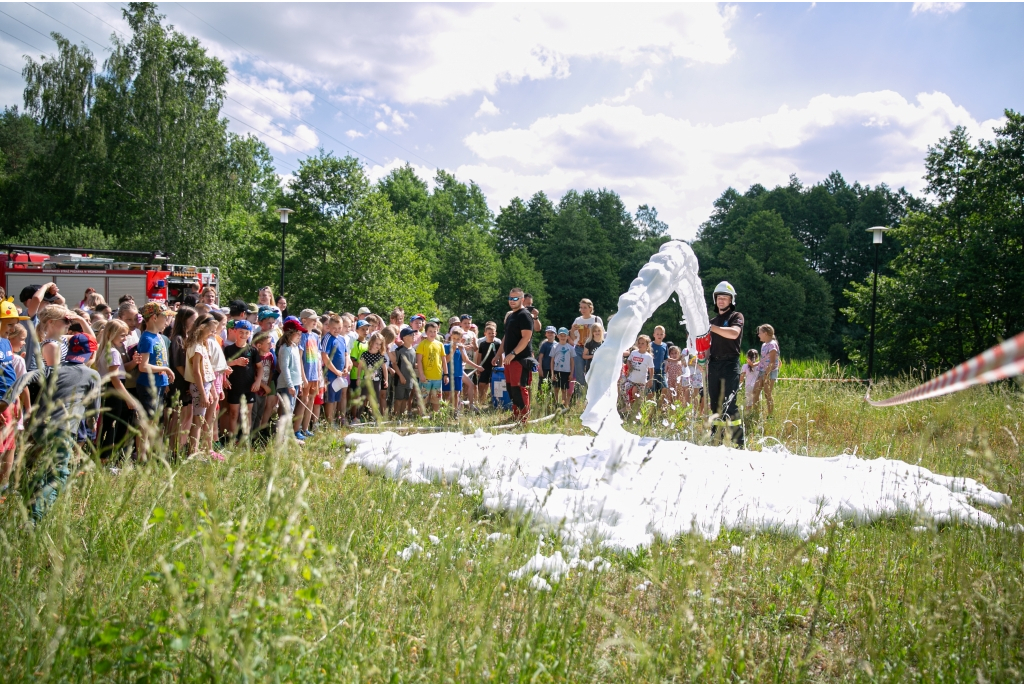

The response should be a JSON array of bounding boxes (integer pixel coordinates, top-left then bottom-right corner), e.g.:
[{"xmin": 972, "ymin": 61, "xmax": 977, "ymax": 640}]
[
  {"xmin": 501, "ymin": 288, "xmax": 535, "ymax": 425},
  {"xmin": 550, "ymin": 328, "xmax": 575, "ymax": 408},
  {"xmin": 752, "ymin": 324, "xmax": 781, "ymax": 416},
  {"xmin": 537, "ymin": 326, "xmax": 556, "ymax": 383},
  {"xmin": 393, "ymin": 328, "xmax": 417, "ymax": 416},
  {"xmin": 707, "ymin": 281, "xmax": 744, "ymax": 446},
  {"xmin": 570, "ymin": 299, "xmax": 603, "ymax": 394},
  {"xmin": 415, "ymin": 321, "xmax": 447, "ymax": 414},
  {"xmin": 474, "ymin": 323, "xmax": 500, "ymax": 404},
  {"xmin": 583, "ymin": 323, "xmax": 604, "ymax": 376}
]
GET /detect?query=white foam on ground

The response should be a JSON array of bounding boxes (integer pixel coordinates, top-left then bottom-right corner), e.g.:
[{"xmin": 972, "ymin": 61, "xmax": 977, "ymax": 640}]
[
  {"xmin": 345, "ymin": 240, "xmax": 1011, "ymax": 548},
  {"xmin": 346, "ymin": 430, "xmax": 1010, "ymax": 548}
]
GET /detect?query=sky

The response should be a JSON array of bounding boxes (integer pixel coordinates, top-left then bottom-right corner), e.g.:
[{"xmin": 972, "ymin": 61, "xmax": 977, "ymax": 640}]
[{"xmin": 1, "ymin": 2, "xmax": 1022, "ymax": 239}]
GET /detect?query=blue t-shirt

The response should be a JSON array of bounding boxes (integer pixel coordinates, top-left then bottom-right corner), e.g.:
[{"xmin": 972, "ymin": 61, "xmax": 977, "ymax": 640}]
[
  {"xmin": 322, "ymin": 333, "xmax": 347, "ymax": 380},
  {"xmin": 136, "ymin": 331, "xmax": 169, "ymax": 387},
  {"xmin": 443, "ymin": 343, "xmax": 463, "ymax": 377},
  {"xmin": 0, "ymin": 338, "xmax": 15, "ymax": 400},
  {"xmin": 538, "ymin": 340, "xmax": 555, "ymax": 371},
  {"xmin": 299, "ymin": 331, "xmax": 320, "ymax": 382},
  {"xmin": 651, "ymin": 341, "xmax": 668, "ymax": 376}
]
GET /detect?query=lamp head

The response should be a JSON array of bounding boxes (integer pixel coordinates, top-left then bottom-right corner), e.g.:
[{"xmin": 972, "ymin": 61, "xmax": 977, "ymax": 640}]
[
  {"xmin": 277, "ymin": 208, "xmax": 294, "ymax": 224},
  {"xmin": 866, "ymin": 225, "xmax": 889, "ymax": 244}
]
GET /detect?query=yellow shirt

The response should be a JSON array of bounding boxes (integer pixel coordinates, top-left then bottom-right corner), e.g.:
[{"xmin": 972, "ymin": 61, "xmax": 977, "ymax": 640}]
[{"xmin": 416, "ymin": 338, "xmax": 446, "ymax": 381}]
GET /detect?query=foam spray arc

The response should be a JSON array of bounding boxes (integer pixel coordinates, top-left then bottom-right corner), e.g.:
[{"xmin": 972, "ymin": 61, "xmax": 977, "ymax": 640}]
[{"xmin": 345, "ymin": 240, "xmax": 1012, "ymax": 550}]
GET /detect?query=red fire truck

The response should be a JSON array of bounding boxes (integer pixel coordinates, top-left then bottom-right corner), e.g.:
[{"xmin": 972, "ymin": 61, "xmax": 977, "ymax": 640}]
[{"xmin": 0, "ymin": 245, "xmax": 220, "ymax": 309}]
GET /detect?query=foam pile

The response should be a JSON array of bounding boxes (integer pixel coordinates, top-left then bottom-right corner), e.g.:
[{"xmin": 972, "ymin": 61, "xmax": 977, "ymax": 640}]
[{"xmin": 345, "ymin": 430, "xmax": 1011, "ymax": 548}]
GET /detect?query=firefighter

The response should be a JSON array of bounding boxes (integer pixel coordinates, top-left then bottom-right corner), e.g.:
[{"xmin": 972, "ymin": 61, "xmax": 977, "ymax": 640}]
[{"xmin": 707, "ymin": 281, "xmax": 744, "ymax": 447}]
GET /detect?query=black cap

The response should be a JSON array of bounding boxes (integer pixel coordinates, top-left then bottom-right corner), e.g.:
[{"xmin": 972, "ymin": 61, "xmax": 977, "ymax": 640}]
[
  {"xmin": 20, "ymin": 284, "xmax": 57, "ymax": 304},
  {"xmin": 228, "ymin": 299, "xmax": 248, "ymax": 317}
]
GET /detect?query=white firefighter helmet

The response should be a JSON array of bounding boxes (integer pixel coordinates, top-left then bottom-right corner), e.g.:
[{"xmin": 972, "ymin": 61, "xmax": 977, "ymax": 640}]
[{"xmin": 713, "ymin": 281, "xmax": 737, "ymax": 304}]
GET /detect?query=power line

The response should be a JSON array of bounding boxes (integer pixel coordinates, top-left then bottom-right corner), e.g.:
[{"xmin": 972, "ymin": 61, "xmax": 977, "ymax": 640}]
[
  {"xmin": 171, "ymin": 1, "xmax": 437, "ymax": 169},
  {"xmin": 0, "ymin": 7, "xmax": 59, "ymax": 45},
  {"xmin": 72, "ymin": 2, "xmax": 129, "ymax": 41},
  {"xmin": 0, "ymin": 27, "xmax": 47, "ymax": 54},
  {"xmin": 0, "ymin": 61, "xmax": 22, "ymax": 75},
  {"xmin": 24, "ymin": 2, "xmax": 111, "ymax": 52}
]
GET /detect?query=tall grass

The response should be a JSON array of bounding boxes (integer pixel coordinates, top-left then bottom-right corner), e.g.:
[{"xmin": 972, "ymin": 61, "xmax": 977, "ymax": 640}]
[{"xmin": 1, "ymin": 362, "xmax": 1022, "ymax": 682}]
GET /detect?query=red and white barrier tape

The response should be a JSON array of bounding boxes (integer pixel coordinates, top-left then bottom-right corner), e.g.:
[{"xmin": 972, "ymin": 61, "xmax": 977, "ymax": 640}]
[{"xmin": 867, "ymin": 331, "xmax": 1024, "ymax": 407}]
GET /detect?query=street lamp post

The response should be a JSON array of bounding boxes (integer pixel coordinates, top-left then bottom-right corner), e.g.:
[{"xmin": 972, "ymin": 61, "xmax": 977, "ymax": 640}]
[
  {"xmin": 277, "ymin": 208, "xmax": 293, "ymax": 300},
  {"xmin": 866, "ymin": 226, "xmax": 889, "ymax": 381}
]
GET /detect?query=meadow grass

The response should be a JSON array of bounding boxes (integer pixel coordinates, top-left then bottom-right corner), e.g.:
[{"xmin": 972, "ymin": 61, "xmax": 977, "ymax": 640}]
[{"xmin": 1, "ymin": 361, "xmax": 1022, "ymax": 682}]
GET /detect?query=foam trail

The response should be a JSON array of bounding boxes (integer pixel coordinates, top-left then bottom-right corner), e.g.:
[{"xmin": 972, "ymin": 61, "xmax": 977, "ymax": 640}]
[
  {"xmin": 582, "ymin": 240, "xmax": 709, "ymax": 436},
  {"xmin": 343, "ymin": 240, "xmax": 1012, "ymax": 546}
]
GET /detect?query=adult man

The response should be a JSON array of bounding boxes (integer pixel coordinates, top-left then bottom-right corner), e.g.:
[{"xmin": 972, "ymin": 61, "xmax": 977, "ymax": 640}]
[
  {"xmin": 502, "ymin": 287, "xmax": 535, "ymax": 425},
  {"xmin": 707, "ymin": 281, "xmax": 744, "ymax": 447}
]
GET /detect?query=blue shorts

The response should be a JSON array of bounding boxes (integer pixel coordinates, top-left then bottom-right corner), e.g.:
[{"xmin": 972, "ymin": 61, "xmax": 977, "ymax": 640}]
[
  {"xmin": 442, "ymin": 375, "xmax": 463, "ymax": 392},
  {"xmin": 420, "ymin": 379, "xmax": 442, "ymax": 393},
  {"xmin": 652, "ymin": 373, "xmax": 666, "ymax": 392},
  {"xmin": 326, "ymin": 382, "xmax": 343, "ymax": 404}
]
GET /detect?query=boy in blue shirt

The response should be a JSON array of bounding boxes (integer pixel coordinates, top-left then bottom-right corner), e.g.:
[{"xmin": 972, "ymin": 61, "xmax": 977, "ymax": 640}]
[
  {"xmin": 136, "ymin": 302, "xmax": 175, "ymax": 459},
  {"xmin": 321, "ymin": 314, "xmax": 350, "ymax": 425},
  {"xmin": 651, "ymin": 325, "xmax": 669, "ymax": 408},
  {"xmin": 537, "ymin": 326, "xmax": 557, "ymax": 384}
]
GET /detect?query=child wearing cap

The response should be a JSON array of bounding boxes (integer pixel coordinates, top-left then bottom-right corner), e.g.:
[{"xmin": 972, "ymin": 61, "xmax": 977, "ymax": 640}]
[
  {"xmin": 537, "ymin": 326, "xmax": 557, "ymax": 383},
  {"xmin": 321, "ymin": 314, "xmax": 350, "ymax": 426},
  {"xmin": 551, "ymin": 328, "xmax": 575, "ymax": 408},
  {"xmin": 393, "ymin": 327, "xmax": 417, "ymax": 417},
  {"xmin": 415, "ymin": 321, "xmax": 446, "ymax": 414},
  {"xmin": 297, "ymin": 309, "xmax": 321, "ymax": 438},
  {"xmin": 0, "ymin": 299, "xmax": 30, "ymax": 489},
  {"xmin": 276, "ymin": 317, "xmax": 306, "ymax": 443},
  {"xmin": 222, "ymin": 320, "xmax": 261, "ymax": 443},
  {"xmin": 348, "ymin": 320, "xmax": 369, "ymax": 423},
  {"xmin": 19, "ymin": 332, "xmax": 101, "ymax": 521}
]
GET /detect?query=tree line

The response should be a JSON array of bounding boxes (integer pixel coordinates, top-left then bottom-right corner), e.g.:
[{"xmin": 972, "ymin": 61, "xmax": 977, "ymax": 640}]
[{"xmin": 1, "ymin": 3, "xmax": 1020, "ymax": 376}]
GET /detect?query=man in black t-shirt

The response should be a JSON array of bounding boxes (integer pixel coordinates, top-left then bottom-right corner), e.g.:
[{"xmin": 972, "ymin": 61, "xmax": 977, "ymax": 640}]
[
  {"xmin": 707, "ymin": 281, "xmax": 745, "ymax": 447},
  {"xmin": 502, "ymin": 287, "xmax": 535, "ymax": 425}
]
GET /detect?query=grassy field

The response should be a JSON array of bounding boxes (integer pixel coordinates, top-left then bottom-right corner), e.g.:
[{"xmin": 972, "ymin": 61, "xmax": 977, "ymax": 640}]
[{"xmin": 1, "ymin": 361, "xmax": 1022, "ymax": 682}]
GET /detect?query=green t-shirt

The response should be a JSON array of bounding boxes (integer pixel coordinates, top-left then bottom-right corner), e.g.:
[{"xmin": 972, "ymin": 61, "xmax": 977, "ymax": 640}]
[{"xmin": 350, "ymin": 338, "xmax": 367, "ymax": 379}]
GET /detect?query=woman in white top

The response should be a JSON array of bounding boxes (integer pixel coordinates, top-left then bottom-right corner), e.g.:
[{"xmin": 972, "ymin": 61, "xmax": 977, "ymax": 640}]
[{"xmin": 571, "ymin": 298, "xmax": 604, "ymax": 389}]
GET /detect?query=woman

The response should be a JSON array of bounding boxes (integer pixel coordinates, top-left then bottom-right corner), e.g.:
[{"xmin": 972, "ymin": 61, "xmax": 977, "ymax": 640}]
[
  {"xmin": 257, "ymin": 286, "xmax": 274, "ymax": 307},
  {"xmin": 168, "ymin": 305, "xmax": 197, "ymax": 455},
  {"xmin": 571, "ymin": 299, "xmax": 603, "ymax": 391},
  {"xmin": 276, "ymin": 296, "xmax": 289, "ymax": 319}
]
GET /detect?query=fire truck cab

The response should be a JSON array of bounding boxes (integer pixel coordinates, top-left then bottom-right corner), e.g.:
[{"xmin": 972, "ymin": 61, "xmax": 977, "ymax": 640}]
[{"xmin": 0, "ymin": 245, "xmax": 219, "ymax": 309}]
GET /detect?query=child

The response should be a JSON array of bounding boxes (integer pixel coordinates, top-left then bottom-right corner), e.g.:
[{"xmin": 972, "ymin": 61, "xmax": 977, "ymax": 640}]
[
  {"xmin": 223, "ymin": 320, "xmax": 261, "ymax": 442},
  {"xmin": 537, "ymin": 326, "xmax": 556, "ymax": 383},
  {"xmin": 664, "ymin": 345, "xmax": 689, "ymax": 407},
  {"xmin": 348, "ymin": 320, "xmax": 369, "ymax": 423},
  {"xmin": 624, "ymin": 334, "xmax": 655, "ymax": 410},
  {"xmin": 135, "ymin": 302, "xmax": 175, "ymax": 460},
  {"xmin": 321, "ymin": 314, "xmax": 349, "ymax": 426},
  {"xmin": 415, "ymin": 321, "xmax": 447, "ymax": 414},
  {"xmin": 21, "ymin": 333, "xmax": 101, "ymax": 522},
  {"xmin": 753, "ymin": 324, "xmax": 781, "ymax": 416},
  {"xmin": 393, "ymin": 327, "xmax": 417, "ymax": 417},
  {"xmin": 207, "ymin": 311, "xmax": 229, "ymax": 442},
  {"xmin": 297, "ymin": 309, "xmax": 321, "ymax": 438},
  {"xmin": 276, "ymin": 317, "xmax": 305, "ymax": 443},
  {"xmin": 0, "ymin": 303, "xmax": 29, "ymax": 490},
  {"xmin": 184, "ymin": 314, "xmax": 221, "ymax": 459},
  {"xmin": 687, "ymin": 353, "xmax": 705, "ymax": 415},
  {"xmin": 582, "ymin": 323, "xmax": 604, "ymax": 376},
  {"xmin": 252, "ymin": 332, "xmax": 277, "ymax": 434},
  {"xmin": 379, "ymin": 326, "xmax": 397, "ymax": 414},
  {"xmin": 459, "ymin": 327, "xmax": 480, "ymax": 408},
  {"xmin": 92, "ymin": 319, "xmax": 139, "ymax": 461},
  {"xmin": 36, "ymin": 304, "xmax": 94, "ymax": 367},
  {"xmin": 358, "ymin": 332, "xmax": 388, "ymax": 420},
  {"xmin": 551, "ymin": 327, "xmax": 575, "ymax": 408},
  {"xmin": 474, "ymin": 323, "xmax": 500, "ymax": 405},
  {"xmin": 740, "ymin": 349, "xmax": 760, "ymax": 412},
  {"xmin": 651, "ymin": 325, "xmax": 669, "ymax": 408}
]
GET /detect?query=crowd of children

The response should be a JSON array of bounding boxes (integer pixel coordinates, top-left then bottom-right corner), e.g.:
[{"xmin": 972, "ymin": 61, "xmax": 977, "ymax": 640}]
[{"xmin": 0, "ymin": 281, "xmax": 782, "ymax": 522}]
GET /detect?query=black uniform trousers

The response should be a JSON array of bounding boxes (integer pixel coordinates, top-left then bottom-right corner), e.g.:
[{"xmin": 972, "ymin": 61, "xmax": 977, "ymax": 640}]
[{"xmin": 707, "ymin": 358, "xmax": 744, "ymax": 447}]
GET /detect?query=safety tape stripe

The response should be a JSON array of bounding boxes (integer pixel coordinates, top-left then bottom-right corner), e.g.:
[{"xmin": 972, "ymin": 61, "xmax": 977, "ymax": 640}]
[{"xmin": 867, "ymin": 331, "xmax": 1024, "ymax": 407}]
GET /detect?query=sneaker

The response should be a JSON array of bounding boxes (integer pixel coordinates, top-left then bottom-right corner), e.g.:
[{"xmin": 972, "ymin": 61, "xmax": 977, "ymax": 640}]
[{"xmin": 294, "ymin": 431, "xmax": 307, "ymax": 443}]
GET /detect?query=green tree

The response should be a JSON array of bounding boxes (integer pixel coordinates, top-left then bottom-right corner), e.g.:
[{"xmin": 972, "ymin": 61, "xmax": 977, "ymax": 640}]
[
  {"xmin": 284, "ymin": 151, "xmax": 435, "ymax": 315},
  {"xmin": 482, "ymin": 249, "xmax": 549, "ymax": 325},
  {"xmin": 844, "ymin": 113, "xmax": 1024, "ymax": 374},
  {"xmin": 494, "ymin": 191, "xmax": 555, "ymax": 259},
  {"xmin": 94, "ymin": 2, "xmax": 231, "ymax": 262}
]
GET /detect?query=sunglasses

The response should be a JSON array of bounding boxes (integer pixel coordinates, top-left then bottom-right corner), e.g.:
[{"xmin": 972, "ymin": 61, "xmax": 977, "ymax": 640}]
[{"xmin": 508, "ymin": 296, "xmax": 520, "ymax": 302}]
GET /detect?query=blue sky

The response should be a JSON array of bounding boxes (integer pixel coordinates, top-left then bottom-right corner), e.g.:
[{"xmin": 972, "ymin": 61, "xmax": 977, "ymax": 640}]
[{"xmin": 1, "ymin": 2, "xmax": 1021, "ymax": 238}]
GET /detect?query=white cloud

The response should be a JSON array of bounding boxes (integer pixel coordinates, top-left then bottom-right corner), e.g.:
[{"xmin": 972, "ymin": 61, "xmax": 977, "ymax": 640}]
[
  {"xmin": 163, "ymin": 3, "xmax": 736, "ymax": 106},
  {"xmin": 346, "ymin": 129, "xmax": 366, "ymax": 139},
  {"xmin": 912, "ymin": 3, "xmax": 965, "ymax": 15},
  {"xmin": 463, "ymin": 90, "xmax": 1003, "ymax": 239},
  {"xmin": 608, "ymin": 70, "xmax": 654, "ymax": 104},
  {"xmin": 476, "ymin": 96, "xmax": 500, "ymax": 117},
  {"xmin": 223, "ymin": 76, "xmax": 319, "ymax": 153}
]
